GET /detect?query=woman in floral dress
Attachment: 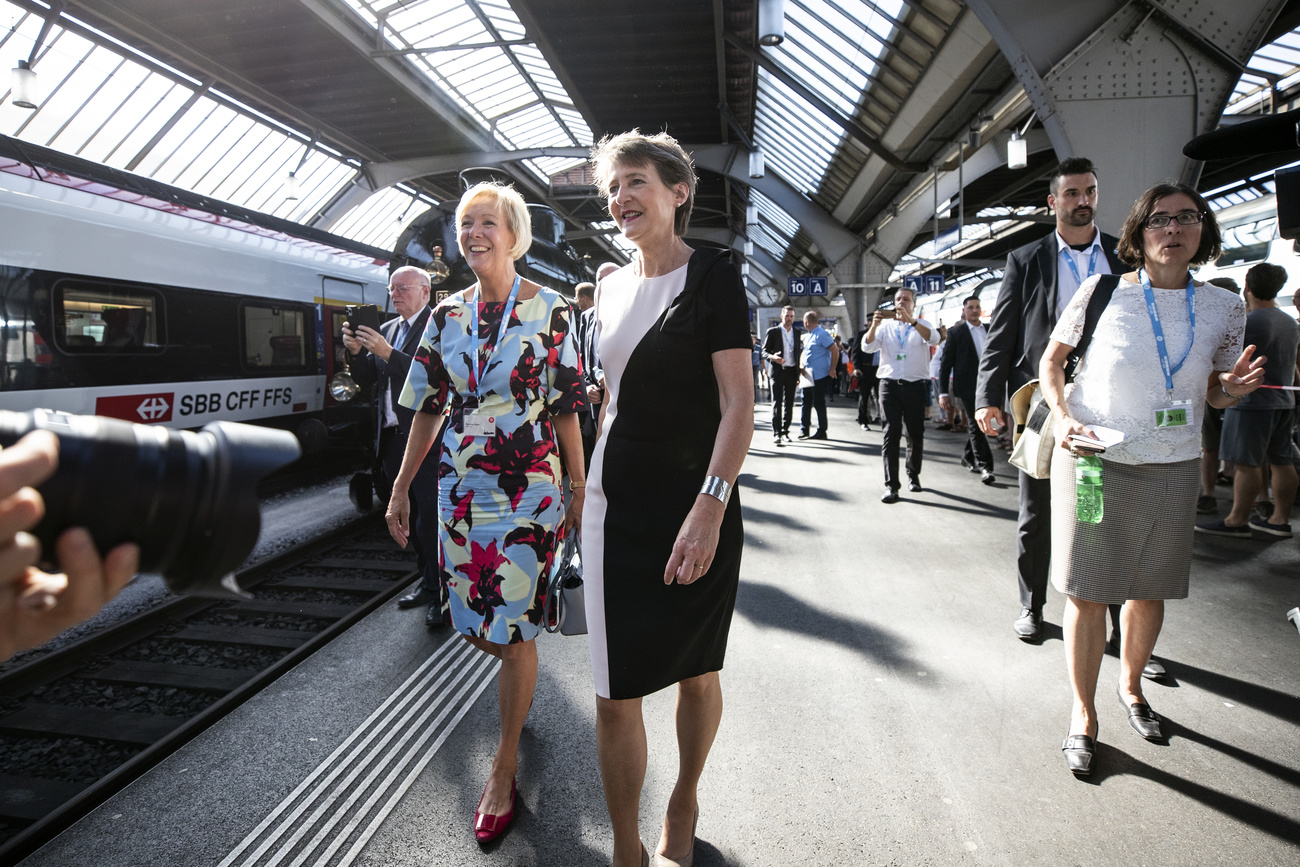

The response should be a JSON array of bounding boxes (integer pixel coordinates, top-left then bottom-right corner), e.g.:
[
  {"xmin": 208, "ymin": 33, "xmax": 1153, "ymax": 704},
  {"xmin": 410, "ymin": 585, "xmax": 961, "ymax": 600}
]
[{"xmin": 386, "ymin": 182, "xmax": 586, "ymax": 843}]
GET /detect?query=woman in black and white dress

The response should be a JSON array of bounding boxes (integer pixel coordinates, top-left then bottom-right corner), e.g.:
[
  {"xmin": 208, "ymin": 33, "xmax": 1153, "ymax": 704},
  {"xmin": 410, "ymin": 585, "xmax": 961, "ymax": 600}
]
[{"xmin": 583, "ymin": 131, "xmax": 753, "ymax": 867}]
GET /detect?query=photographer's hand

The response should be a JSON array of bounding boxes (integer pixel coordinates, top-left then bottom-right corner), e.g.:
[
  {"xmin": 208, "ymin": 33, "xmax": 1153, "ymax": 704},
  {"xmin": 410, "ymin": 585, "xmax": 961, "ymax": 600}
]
[{"xmin": 0, "ymin": 431, "xmax": 138, "ymax": 662}]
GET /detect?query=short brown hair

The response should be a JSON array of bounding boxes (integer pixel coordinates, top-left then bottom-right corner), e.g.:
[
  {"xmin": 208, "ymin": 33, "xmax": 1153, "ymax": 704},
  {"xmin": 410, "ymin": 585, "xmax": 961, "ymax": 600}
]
[
  {"xmin": 590, "ymin": 130, "xmax": 697, "ymax": 236},
  {"xmin": 1245, "ymin": 262, "xmax": 1288, "ymax": 300},
  {"xmin": 1116, "ymin": 183, "xmax": 1222, "ymax": 268},
  {"xmin": 1050, "ymin": 158, "xmax": 1097, "ymax": 196},
  {"xmin": 575, "ymin": 281, "xmax": 595, "ymax": 301}
]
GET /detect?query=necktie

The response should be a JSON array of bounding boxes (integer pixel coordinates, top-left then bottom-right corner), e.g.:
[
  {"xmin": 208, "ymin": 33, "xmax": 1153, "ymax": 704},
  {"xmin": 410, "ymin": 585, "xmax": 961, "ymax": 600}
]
[{"xmin": 396, "ymin": 319, "xmax": 410, "ymax": 349}]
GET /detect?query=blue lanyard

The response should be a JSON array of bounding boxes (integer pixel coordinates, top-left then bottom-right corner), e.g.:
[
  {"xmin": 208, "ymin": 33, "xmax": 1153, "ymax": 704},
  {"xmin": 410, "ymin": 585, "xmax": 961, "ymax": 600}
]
[
  {"xmin": 468, "ymin": 274, "xmax": 521, "ymax": 396},
  {"xmin": 1138, "ymin": 268, "xmax": 1196, "ymax": 396},
  {"xmin": 1062, "ymin": 243, "xmax": 1100, "ymax": 287},
  {"xmin": 894, "ymin": 320, "xmax": 914, "ymax": 347}
]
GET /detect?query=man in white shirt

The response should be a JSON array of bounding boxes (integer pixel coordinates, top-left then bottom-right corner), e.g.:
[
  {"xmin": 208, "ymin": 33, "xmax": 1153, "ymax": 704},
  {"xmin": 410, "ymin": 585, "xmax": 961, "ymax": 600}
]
[
  {"xmin": 762, "ymin": 306, "xmax": 802, "ymax": 444},
  {"xmin": 862, "ymin": 287, "xmax": 940, "ymax": 502}
]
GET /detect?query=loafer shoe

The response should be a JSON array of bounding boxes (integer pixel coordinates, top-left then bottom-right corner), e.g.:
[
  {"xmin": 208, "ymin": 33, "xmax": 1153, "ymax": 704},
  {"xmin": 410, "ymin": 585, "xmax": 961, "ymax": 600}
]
[
  {"xmin": 1142, "ymin": 658, "xmax": 1166, "ymax": 680},
  {"xmin": 881, "ymin": 488, "xmax": 900, "ymax": 504},
  {"xmin": 1119, "ymin": 688, "xmax": 1163, "ymax": 741},
  {"xmin": 810, "ymin": 431, "xmax": 828, "ymax": 440},
  {"xmin": 1013, "ymin": 607, "xmax": 1042, "ymax": 641},
  {"xmin": 981, "ymin": 470, "xmax": 996, "ymax": 485},
  {"xmin": 907, "ymin": 478, "xmax": 922, "ymax": 493},
  {"xmin": 473, "ymin": 778, "xmax": 517, "ymax": 843},
  {"xmin": 1195, "ymin": 495, "xmax": 1218, "ymax": 515},
  {"xmin": 397, "ymin": 587, "xmax": 436, "ymax": 609},
  {"xmin": 1062, "ymin": 734, "xmax": 1095, "ymax": 776},
  {"xmin": 1195, "ymin": 519, "xmax": 1251, "ymax": 538},
  {"xmin": 797, "ymin": 431, "xmax": 812, "ymax": 440},
  {"xmin": 1248, "ymin": 516, "xmax": 1293, "ymax": 538},
  {"xmin": 426, "ymin": 604, "xmax": 450, "ymax": 629}
]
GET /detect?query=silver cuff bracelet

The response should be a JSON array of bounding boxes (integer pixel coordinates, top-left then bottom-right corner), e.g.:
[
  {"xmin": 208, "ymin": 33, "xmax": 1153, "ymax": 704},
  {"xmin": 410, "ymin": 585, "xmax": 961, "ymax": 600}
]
[{"xmin": 700, "ymin": 475, "xmax": 733, "ymax": 505}]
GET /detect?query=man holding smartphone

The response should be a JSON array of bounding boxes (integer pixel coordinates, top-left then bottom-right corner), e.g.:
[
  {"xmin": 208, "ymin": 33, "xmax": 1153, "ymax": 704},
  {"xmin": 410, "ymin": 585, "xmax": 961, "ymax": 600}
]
[{"xmin": 342, "ymin": 266, "xmax": 447, "ymax": 629}]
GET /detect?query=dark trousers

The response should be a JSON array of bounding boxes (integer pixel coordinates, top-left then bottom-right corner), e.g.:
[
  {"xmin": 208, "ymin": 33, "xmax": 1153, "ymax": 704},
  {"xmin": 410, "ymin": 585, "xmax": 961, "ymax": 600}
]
[
  {"xmin": 801, "ymin": 376, "xmax": 832, "ymax": 434},
  {"xmin": 380, "ymin": 426, "xmax": 447, "ymax": 610},
  {"xmin": 880, "ymin": 378, "xmax": 927, "ymax": 489},
  {"xmin": 956, "ymin": 392, "xmax": 994, "ymax": 472},
  {"xmin": 770, "ymin": 365, "xmax": 799, "ymax": 435},
  {"xmin": 857, "ymin": 371, "xmax": 879, "ymax": 424},
  {"xmin": 580, "ymin": 409, "xmax": 599, "ymax": 472}
]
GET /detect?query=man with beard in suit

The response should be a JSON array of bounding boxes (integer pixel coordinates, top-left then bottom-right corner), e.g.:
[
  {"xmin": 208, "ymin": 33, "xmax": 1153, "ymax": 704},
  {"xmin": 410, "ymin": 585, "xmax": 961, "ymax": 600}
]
[
  {"xmin": 974, "ymin": 158, "xmax": 1137, "ymax": 653},
  {"xmin": 343, "ymin": 266, "xmax": 447, "ymax": 629}
]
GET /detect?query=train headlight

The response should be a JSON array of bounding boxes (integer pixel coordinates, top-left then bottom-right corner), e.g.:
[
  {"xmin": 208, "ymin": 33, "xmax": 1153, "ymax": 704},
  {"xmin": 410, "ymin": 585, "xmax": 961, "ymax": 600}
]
[{"xmin": 330, "ymin": 371, "xmax": 359, "ymax": 402}]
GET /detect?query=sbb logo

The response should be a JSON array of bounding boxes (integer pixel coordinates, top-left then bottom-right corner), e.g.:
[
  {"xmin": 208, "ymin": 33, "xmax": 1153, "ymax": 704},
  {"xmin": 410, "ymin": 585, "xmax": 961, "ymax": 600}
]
[{"xmin": 95, "ymin": 392, "xmax": 174, "ymax": 424}]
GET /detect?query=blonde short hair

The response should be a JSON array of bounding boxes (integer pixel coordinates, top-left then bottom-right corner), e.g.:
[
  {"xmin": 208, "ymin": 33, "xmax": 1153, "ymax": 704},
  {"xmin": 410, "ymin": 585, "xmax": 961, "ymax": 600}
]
[{"xmin": 455, "ymin": 182, "xmax": 532, "ymax": 261}]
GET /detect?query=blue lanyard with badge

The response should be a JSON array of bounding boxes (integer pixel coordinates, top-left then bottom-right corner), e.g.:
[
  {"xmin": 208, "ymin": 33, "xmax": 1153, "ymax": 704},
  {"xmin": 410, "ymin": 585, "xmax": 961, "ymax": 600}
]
[
  {"xmin": 461, "ymin": 275, "xmax": 521, "ymax": 437},
  {"xmin": 1062, "ymin": 243, "xmax": 1100, "ymax": 287},
  {"xmin": 1138, "ymin": 268, "xmax": 1196, "ymax": 429},
  {"xmin": 893, "ymin": 320, "xmax": 913, "ymax": 362}
]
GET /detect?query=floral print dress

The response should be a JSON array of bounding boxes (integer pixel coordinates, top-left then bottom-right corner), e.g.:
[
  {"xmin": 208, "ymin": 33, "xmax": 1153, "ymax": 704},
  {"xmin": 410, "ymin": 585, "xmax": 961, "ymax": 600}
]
[{"xmin": 400, "ymin": 287, "xmax": 584, "ymax": 644}]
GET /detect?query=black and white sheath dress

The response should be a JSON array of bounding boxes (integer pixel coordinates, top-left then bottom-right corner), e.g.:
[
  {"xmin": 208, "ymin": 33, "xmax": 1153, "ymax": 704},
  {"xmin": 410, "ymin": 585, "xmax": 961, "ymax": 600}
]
[{"xmin": 582, "ymin": 247, "xmax": 751, "ymax": 700}]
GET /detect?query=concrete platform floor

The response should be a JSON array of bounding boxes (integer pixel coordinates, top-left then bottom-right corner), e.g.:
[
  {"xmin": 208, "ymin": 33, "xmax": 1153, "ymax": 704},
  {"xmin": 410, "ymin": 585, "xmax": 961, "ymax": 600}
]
[{"xmin": 21, "ymin": 399, "xmax": 1300, "ymax": 867}]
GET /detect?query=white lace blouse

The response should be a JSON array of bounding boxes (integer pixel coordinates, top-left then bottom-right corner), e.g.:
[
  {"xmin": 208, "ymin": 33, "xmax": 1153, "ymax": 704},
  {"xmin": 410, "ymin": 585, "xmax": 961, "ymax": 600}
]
[{"xmin": 1050, "ymin": 274, "xmax": 1245, "ymax": 465}]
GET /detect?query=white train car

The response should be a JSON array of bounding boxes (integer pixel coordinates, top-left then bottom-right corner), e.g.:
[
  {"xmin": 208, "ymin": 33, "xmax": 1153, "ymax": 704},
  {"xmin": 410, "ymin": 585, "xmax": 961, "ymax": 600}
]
[
  {"xmin": 0, "ymin": 137, "xmax": 392, "ymax": 452},
  {"xmin": 1196, "ymin": 195, "xmax": 1300, "ymax": 321}
]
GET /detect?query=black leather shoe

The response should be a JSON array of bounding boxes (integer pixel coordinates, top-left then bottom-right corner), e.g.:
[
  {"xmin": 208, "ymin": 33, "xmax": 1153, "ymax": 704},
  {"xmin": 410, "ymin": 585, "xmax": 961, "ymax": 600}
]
[
  {"xmin": 1013, "ymin": 607, "xmax": 1042, "ymax": 641},
  {"xmin": 1142, "ymin": 658, "xmax": 1167, "ymax": 680},
  {"xmin": 881, "ymin": 488, "xmax": 900, "ymax": 504},
  {"xmin": 1062, "ymin": 734, "xmax": 1096, "ymax": 775},
  {"xmin": 810, "ymin": 431, "xmax": 828, "ymax": 440},
  {"xmin": 398, "ymin": 587, "xmax": 436, "ymax": 609},
  {"xmin": 426, "ymin": 604, "xmax": 449, "ymax": 629},
  {"xmin": 797, "ymin": 430, "xmax": 812, "ymax": 440},
  {"xmin": 1119, "ymin": 687, "xmax": 1163, "ymax": 740},
  {"xmin": 907, "ymin": 477, "xmax": 922, "ymax": 493}
]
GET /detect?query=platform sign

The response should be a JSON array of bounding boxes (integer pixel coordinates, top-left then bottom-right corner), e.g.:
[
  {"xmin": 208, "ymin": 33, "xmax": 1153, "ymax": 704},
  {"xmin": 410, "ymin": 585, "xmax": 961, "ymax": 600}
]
[
  {"xmin": 903, "ymin": 275, "xmax": 945, "ymax": 295},
  {"xmin": 809, "ymin": 276, "xmax": 828, "ymax": 296},
  {"xmin": 787, "ymin": 276, "xmax": 808, "ymax": 296}
]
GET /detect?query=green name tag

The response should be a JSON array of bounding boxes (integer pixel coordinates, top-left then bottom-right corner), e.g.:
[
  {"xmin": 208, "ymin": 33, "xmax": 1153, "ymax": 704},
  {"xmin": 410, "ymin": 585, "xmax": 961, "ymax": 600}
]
[
  {"xmin": 1155, "ymin": 407, "xmax": 1188, "ymax": 428},
  {"xmin": 896, "ymin": 352, "xmax": 907, "ymax": 361}
]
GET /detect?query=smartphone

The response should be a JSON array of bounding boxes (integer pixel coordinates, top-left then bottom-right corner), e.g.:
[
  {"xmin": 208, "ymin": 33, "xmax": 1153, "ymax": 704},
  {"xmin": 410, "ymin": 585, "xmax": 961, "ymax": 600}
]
[
  {"xmin": 1068, "ymin": 435, "xmax": 1105, "ymax": 453},
  {"xmin": 877, "ymin": 307, "xmax": 897, "ymax": 319},
  {"xmin": 345, "ymin": 304, "xmax": 381, "ymax": 334}
]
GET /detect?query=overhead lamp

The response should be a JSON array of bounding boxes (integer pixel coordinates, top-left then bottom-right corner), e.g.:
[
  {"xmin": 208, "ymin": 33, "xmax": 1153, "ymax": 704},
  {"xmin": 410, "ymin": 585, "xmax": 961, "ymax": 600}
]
[
  {"xmin": 283, "ymin": 171, "xmax": 301, "ymax": 201},
  {"xmin": 746, "ymin": 202, "xmax": 759, "ymax": 225},
  {"xmin": 741, "ymin": 262, "xmax": 751, "ymax": 279},
  {"xmin": 10, "ymin": 60, "xmax": 37, "ymax": 110},
  {"xmin": 748, "ymin": 147, "xmax": 765, "ymax": 179},
  {"xmin": 758, "ymin": 0, "xmax": 785, "ymax": 46},
  {"xmin": 744, "ymin": 240, "xmax": 754, "ymax": 256},
  {"xmin": 1007, "ymin": 132, "xmax": 1028, "ymax": 170}
]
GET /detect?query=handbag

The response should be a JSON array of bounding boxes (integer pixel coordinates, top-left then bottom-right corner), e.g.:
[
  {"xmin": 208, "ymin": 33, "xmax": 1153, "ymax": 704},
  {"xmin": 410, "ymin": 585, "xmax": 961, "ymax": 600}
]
[
  {"xmin": 1008, "ymin": 274, "xmax": 1120, "ymax": 480},
  {"xmin": 543, "ymin": 533, "xmax": 586, "ymax": 636}
]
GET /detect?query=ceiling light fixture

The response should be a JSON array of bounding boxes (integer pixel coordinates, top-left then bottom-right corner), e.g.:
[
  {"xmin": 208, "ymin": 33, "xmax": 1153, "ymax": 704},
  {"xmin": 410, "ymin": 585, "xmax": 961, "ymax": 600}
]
[
  {"xmin": 10, "ymin": 60, "xmax": 37, "ymax": 109},
  {"xmin": 749, "ymin": 147, "xmax": 765, "ymax": 179},
  {"xmin": 1007, "ymin": 132, "xmax": 1028, "ymax": 170},
  {"xmin": 758, "ymin": 0, "xmax": 785, "ymax": 46}
]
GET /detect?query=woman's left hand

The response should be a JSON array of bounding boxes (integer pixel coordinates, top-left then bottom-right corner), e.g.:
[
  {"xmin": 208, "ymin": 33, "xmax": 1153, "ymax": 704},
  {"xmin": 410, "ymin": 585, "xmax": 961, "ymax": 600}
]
[
  {"xmin": 1219, "ymin": 344, "xmax": 1267, "ymax": 398},
  {"xmin": 664, "ymin": 498, "xmax": 724, "ymax": 585},
  {"xmin": 564, "ymin": 488, "xmax": 583, "ymax": 534}
]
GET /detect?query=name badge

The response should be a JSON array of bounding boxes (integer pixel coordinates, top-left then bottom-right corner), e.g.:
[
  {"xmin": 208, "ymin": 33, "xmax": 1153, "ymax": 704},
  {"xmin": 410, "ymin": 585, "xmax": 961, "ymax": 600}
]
[
  {"xmin": 1154, "ymin": 399, "xmax": 1193, "ymax": 429},
  {"xmin": 895, "ymin": 352, "xmax": 907, "ymax": 361},
  {"xmin": 460, "ymin": 407, "xmax": 498, "ymax": 437}
]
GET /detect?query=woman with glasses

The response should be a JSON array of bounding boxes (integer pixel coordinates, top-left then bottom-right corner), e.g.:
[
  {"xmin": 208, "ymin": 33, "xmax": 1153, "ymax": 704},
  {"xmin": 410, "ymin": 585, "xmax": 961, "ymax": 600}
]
[
  {"xmin": 387, "ymin": 182, "xmax": 586, "ymax": 842},
  {"xmin": 584, "ymin": 131, "xmax": 753, "ymax": 867},
  {"xmin": 1038, "ymin": 183, "xmax": 1265, "ymax": 776}
]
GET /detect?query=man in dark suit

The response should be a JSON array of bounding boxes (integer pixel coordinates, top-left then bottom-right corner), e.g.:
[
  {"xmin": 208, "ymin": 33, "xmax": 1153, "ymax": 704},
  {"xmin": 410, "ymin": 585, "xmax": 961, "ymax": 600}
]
[
  {"xmin": 975, "ymin": 157, "xmax": 1125, "ymax": 643},
  {"xmin": 343, "ymin": 266, "xmax": 446, "ymax": 629},
  {"xmin": 762, "ymin": 305, "xmax": 802, "ymax": 445},
  {"xmin": 940, "ymin": 295, "xmax": 995, "ymax": 485},
  {"xmin": 852, "ymin": 318, "xmax": 880, "ymax": 430}
]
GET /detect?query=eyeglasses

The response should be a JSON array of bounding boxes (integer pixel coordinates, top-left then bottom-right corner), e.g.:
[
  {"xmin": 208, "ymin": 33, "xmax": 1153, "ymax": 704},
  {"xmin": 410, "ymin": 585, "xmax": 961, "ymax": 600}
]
[
  {"xmin": 388, "ymin": 283, "xmax": 420, "ymax": 295},
  {"xmin": 1143, "ymin": 211, "xmax": 1205, "ymax": 230}
]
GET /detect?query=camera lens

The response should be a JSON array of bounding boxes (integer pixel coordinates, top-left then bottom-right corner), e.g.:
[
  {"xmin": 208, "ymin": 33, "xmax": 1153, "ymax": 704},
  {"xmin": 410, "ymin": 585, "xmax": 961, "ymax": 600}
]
[{"xmin": 0, "ymin": 409, "xmax": 300, "ymax": 596}]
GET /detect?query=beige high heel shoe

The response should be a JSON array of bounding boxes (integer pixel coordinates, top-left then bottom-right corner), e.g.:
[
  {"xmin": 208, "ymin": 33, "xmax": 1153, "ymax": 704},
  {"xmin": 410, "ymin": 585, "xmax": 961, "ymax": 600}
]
[{"xmin": 654, "ymin": 809, "xmax": 698, "ymax": 867}]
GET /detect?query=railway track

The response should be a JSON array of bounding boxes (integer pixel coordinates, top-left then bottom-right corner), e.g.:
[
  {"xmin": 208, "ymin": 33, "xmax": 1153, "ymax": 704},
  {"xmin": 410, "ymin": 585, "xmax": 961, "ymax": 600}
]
[{"xmin": 0, "ymin": 514, "xmax": 418, "ymax": 864}]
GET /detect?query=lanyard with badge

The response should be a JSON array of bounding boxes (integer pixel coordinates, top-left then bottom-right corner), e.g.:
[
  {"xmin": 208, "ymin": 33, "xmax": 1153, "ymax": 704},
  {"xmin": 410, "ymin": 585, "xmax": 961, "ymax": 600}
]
[
  {"xmin": 1062, "ymin": 243, "xmax": 1100, "ymax": 287},
  {"xmin": 461, "ymin": 275, "xmax": 521, "ymax": 437},
  {"xmin": 1138, "ymin": 268, "xmax": 1196, "ymax": 429},
  {"xmin": 893, "ymin": 320, "xmax": 913, "ymax": 362}
]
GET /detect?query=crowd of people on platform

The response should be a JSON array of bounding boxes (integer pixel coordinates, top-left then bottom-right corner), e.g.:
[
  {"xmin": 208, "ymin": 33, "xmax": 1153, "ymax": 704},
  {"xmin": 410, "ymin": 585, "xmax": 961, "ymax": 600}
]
[{"xmin": 2, "ymin": 139, "xmax": 1297, "ymax": 862}]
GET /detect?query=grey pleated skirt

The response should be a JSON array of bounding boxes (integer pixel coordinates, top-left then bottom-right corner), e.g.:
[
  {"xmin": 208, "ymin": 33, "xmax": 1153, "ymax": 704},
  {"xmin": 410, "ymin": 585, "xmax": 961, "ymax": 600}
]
[{"xmin": 1049, "ymin": 450, "xmax": 1200, "ymax": 604}]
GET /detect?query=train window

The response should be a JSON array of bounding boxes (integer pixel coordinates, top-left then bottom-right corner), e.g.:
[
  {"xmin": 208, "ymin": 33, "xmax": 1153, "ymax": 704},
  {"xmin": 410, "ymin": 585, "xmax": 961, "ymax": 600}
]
[
  {"xmin": 243, "ymin": 303, "xmax": 309, "ymax": 370},
  {"xmin": 55, "ymin": 283, "xmax": 163, "ymax": 353}
]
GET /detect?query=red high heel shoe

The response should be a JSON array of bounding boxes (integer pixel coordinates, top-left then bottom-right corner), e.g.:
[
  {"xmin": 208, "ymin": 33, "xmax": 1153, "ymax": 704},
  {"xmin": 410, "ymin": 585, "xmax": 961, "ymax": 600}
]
[{"xmin": 473, "ymin": 777, "xmax": 516, "ymax": 843}]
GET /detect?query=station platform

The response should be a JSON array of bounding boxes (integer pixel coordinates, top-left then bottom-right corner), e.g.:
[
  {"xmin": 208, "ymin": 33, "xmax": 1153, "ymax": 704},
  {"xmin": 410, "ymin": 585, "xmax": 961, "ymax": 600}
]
[{"xmin": 19, "ymin": 400, "xmax": 1300, "ymax": 866}]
